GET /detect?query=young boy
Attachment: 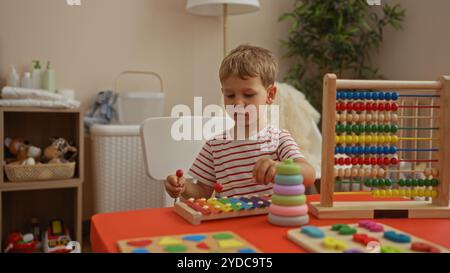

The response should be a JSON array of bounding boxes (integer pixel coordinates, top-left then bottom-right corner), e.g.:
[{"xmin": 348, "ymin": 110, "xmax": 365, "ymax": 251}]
[{"xmin": 165, "ymin": 44, "xmax": 316, "ymax": 199}]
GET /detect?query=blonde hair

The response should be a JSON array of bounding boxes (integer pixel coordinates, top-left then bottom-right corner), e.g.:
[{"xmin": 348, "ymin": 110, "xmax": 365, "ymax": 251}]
[{"xmin": 219, "ymin": 44, "xmax": 279, "ymax": 88}]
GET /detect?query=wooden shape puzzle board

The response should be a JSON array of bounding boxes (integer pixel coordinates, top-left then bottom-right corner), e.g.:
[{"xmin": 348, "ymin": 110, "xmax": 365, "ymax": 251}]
[
  {"xmin": 117, "ymin": 231, "xmax": 261, "ymax": 253},
  {"xmin": 288, "ymin": 222, "xmax": 450, "ymax": 253}
]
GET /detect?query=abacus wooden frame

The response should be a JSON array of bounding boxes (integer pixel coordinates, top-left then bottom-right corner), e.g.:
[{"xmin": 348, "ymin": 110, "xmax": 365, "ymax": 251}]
[{"xmin": 309, "ymin": 74, "xmax": 450, "ymax": 219}]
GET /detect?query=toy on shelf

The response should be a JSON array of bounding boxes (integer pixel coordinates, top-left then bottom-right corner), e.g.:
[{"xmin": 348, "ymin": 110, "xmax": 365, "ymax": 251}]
[
  {"xmin": 287, "ymin": 220, "xmax": 450, "ymax": 253},
  {"xmin": 43, "ymin": 137, "xmax": 77, "ymax": 164},
  {"xmin": 268, "ymin": 159, "xmax": 309, "ymax": 226},
  {"xmin": 310, "ymin": 74, "xmax": 450, "ymax": 219},
  {"xmin": 3, "ymin": 232, "xmax": 38, "ymax": 253},
  {"xmin": 117, "ymin": 231, "xmax": 260, "ymax": 253},
  {"xmin": 174, "ymin": 194, "xmax": 271, "ymax": 225},
  {"xmin": 4, "ymin": 137, "xmax": 41, "ymax": 165},
  {"xmin": 42, "ymin": 219, "xmax": 72, "ymax": 253}
]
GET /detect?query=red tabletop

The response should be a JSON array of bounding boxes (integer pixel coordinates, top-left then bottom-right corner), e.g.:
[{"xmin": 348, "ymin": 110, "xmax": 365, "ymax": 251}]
[{"xmin": 90, "ymin": 194, "xmax": 450, "ymax": 253}]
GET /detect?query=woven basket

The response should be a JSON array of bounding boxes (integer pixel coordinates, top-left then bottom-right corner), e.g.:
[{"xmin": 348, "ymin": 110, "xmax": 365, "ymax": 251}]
[{"xmin": 4, "ymin": 162, "xmax": 76, "ymax": 182}]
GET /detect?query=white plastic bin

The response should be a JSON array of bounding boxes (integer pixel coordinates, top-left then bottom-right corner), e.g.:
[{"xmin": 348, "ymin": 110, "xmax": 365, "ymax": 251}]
[
  {"xmin": 90, "ymin": 125, "xmax": 167, "ymax": 214},
  {"xmin": 115, "ymin": 71, "xmax": 165, "ymax": 125}
]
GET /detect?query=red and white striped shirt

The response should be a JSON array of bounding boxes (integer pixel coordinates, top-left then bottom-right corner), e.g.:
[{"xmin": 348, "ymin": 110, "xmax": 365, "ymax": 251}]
[{"xmin": 188, "ymin": 126, "xmax": 304, "ymax": 197}]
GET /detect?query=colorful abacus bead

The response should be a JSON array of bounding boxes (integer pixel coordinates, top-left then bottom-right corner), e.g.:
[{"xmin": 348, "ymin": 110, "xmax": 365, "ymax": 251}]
[{"xmin": 268, "ymin": 159, "xmax": 309, "ymax": 226}]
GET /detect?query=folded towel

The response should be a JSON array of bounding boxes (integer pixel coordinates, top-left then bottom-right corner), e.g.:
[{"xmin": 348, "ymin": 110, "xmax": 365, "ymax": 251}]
[
  {"xmin": 1, "ymin": 86, "xmax": 65, "ymax": 101},
  {"xmin": 0, "ymin": 99, "xmax": 80, "ymax": 109}
]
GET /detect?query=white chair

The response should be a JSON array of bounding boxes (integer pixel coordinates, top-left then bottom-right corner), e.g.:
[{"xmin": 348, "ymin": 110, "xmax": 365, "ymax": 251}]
[{"xmin": 140, "ymin": 116, "xmax": 234, "ymax": 207}]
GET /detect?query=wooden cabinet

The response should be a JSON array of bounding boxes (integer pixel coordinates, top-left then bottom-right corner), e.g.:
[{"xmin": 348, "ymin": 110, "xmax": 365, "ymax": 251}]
[{"xmin": 0, "ymin": 107, "xmax": 83, "ymax": 252}]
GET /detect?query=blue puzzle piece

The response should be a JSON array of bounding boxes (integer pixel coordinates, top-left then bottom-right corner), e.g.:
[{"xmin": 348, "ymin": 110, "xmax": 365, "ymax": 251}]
[
  {"xmin": 132, "ymin": 248, "xmax": 149, "ymax": 253},
  {"xmin": 301, "ymin": 226, "xmax": 325, "ymax": 238},
  {"xmin": 238, "ymin": 248, "xmax": 257, "ymax": 253},
  {"xmin": 383, "ymin": 231, "xmax": 411, "ymax": 243},
  {"xmin": 182, "ymin": 235, "xmax": 207, "ymax": 242}
]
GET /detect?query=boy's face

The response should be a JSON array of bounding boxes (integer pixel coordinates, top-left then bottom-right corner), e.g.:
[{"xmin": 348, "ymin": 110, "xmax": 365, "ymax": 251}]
[{"xmin": 221, "ymin": 75, "xmax": 276, "ymax": 127}]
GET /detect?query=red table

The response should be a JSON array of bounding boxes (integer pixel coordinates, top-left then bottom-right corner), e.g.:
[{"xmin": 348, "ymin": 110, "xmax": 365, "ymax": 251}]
[{"xmin": 90, "ymin": 194, "xmax": 450, "ymax": 252}]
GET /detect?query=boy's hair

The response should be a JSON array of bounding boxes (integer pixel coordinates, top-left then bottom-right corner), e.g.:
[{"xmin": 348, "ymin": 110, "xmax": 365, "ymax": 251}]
[{"xmin": 219, "ymin": 44, "xmax": 279, "ymax": 88}]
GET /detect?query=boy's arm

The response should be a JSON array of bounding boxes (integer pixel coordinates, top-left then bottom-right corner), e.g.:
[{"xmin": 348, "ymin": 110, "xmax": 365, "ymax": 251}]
[
  {"xmin": 293, "ymin": 158, "xmax": 316, "ymax": 187},
  {"xmin": 181, "ymin": 179, "xmax": 214, "ymax": 199}
]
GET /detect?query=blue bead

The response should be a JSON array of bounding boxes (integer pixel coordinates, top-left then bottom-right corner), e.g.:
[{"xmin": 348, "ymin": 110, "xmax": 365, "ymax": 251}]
[
  {"xmin": 356, "ymin": 92, "xmax": 362, "ymax": 100},
  {"xmin": 392, "ymin": 92, "xmax": 399, "ymax": 100},
  {"xmin": 373, "ymin": 92, "xmax": 379, "ymax": 100},
  {"xmin": 351, "ymin": 146, "xmax": 357, "ymax": 154},
  {"xmin": 385, "ymin": 92, "xmax": 392, "ymax": 100},
  {"xmin": 376, "ymin": 146, "xmax": 383, "ymax": 154},
  {"xmin": 338, "ymin": 146, "xmax": 344, "ymax": 154},
  {"xmin": 335, "ymin": 146, "xmax": 339, "ymax": 154},
  {"xmin": 379, "ymin": 92, "xmax": 385, "ymax": 100},
  {"xmin": 390, "ymin": 146, "xmax": 397, "ymax": 154},
  {"xmin": 356, "ymin": 146, "xmax": 363, "ymax": 154},
  {"xmin": 344, "ymin": 147, "xmax": 351, "ymax": 154},
  {"xmin": 336, "ymin": 92, "xmax": 341, "ymax": 99},
  {"xmin": 351, "ymin": 92, "xmax": 357, "ymax": 100},
  {"xmin": 365, "ymin": 92, "xmax": 371, "ymax": 100},
  {"xmin": 383, "ymin": 146, "xmax": 390, "ymax": 154},
  {"xmin": 341, "ymin": 92, "xmax": 348, "ymax": 100},
  {"xmin": 370, "ymin": 147, "xmax": 377, "ymax": 154}
]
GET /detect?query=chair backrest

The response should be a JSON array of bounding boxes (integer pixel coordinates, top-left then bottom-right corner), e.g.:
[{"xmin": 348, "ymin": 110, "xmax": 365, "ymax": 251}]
[{"xmin": 140, "ymin": 116, "xmax": 234, "ymax": 181}]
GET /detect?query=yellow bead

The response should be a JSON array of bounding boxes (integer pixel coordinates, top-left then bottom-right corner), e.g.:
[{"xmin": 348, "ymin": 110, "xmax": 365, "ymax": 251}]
[
  {"xmin": 365, "ymin": 135, "xmax": 372, "ymax": 144},
  {"xmin": 335, "ymin": 135, "xmax": 340, "ymax": 143},
  {"xmin": 358, "ymin": 135, "xmax": 365, "ymax": 144},
  {"xmin": 378, "ymin": 135, "xmax": 385, "ymax": 144},
  {"xmin": 411, "ymin": 189, "xmax": 418, "ymax": 197},
  {"xmin": 399, "ymin": 189, "xmax": 406, "ymax": 197},
  {"xmin": 405, "ymin": 190, "xmax": 411, "ymax": 197},
  {"xmin": 392, "ymin": 189, "xmax": 399, "ymax": 197},
  {"xmin": 391, "ymin": 135, "xmax": 399, "ymax": 143},
  {"xmin": 379, "ymin": 190, "xmax": 386, "ymax": 197},
  {"xmin": 431, "ymin": 190, "xmax": 438, "ymax": 198},
  {"xmin": 372, "ymin": 190, "xmax": 380, "ymax": 198},
  {"xmin": 417, "ymin": 189, "xmax": 424, "ymax": 197},
  {"xmin": 372, "ymin": 136, "xmax": 378, "ymax": 144},
  {"xmin": 384, "ymin": 135, "xmax": 392, "ymax": 143},
  {"xmin": 346, "ymin": 135, "xmax": 353, "ymax": 144},
  {"xmin": 386, "ymin": 189, "xmax": 392, "ymax": 197},
  {"xmin": 424, "ymin": 190, "xmax": 431, "ymax": 197}
]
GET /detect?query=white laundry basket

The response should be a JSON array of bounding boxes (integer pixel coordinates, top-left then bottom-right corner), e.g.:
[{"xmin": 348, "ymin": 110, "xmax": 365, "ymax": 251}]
[
  {"xmin": 90, "ymin": 125, "xmax": 168, "ymax": 214},
  {"xmin": 115, "ymin": 71, "xmax": 165, "ymax": 125}
]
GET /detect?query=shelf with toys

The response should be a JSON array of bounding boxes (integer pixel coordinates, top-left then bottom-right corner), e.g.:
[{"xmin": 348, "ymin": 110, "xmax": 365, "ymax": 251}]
[{"xmin": 0, "ymin": 107, "xmax": 84, "ymax": 253}]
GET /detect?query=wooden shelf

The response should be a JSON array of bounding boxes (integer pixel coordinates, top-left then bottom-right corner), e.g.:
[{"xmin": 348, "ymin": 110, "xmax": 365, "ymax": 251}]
[
  {"xmin": 0, "ymin": 178, "xmax": 82, "ymax": 192},
  {"xmin": 0, "ymin": 107, "xmax": 84, "ymax": 252}
]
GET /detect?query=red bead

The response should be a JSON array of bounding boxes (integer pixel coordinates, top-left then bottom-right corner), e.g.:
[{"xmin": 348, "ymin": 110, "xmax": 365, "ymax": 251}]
[
  {"xmin": 377, "ymin": 157, "xmax": 384, "ymax": 165},
  {"xmin": 351, "ymin": 157, "xmax": 358, "ymax": 165},
  {"xmin": 338, "ymin": 158, "xmax": 345, "ymax": 165},
  {"xmin": 214, "ymin": 183, "xmax": 224, "ymax": 192},
  {"xmin": 384, "ymin": 103, "xmax": 391, "ymax": 111},
  {"xmin": 359, "ymin": 102, "xmax": 366, "ymax": 111},
  {"xmin": 344, "ymin": 158, "xmax": 352, "ymax": 165},
  {"xmin": 391, "ymin": 103, "xmax": 399, "ymax": 111},
  {"xmin": 370, "ymin": 158, "xmax": 377, "ymax": 165},
  {"xmin": 378, "ymin": 103, "xmax": 385, "ymax": 111},
  {"xmin": 176, "ymin": 169, "xmax": 184, "ymax": 177},
  {"xmin": 346, "ymin": 102, "xmax": 353, "ymax": 111},
  {"xmin": 338, "ymin": 102, "xmax": 346, "ymax": 111},
  {"xmin": 383, "ymin": 157, "xmax": 390, "ymax": 165},
  {"xmin": 390, "ymin": 158, "xmax": 399, "ymax": 165},
  {"xmin": 372, "ymin": 102, "xmax": 378, "ymax": 111},
  {"xmin": 364, "ymin": 158, "xmax": 371, "ymax": 165},
  {"xmin": 335, "ymin": 158, "xmax": 338, "ymax": 165},
  {"xmin": 365, "ymin": 102, "xmax": 372, "ymax": 111},
  {"xmin": 358, "ymin": 157, "xmax": 364, "ymax": 165}
]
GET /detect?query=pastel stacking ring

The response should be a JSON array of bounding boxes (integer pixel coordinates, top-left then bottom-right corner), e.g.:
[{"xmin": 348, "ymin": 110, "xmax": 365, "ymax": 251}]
[
  {"xmin": 268, "ymin": 213, "xmax": 309, "ymax": 227},
  {"xmin": 274, "ymin": 174, "xmax": 303, "ymax": 185},
  {"xmin": 272, "ymin": 194, "xmax": 306, "ymax": 206},
  {"xmin": 269, "ymin": 204, "xmax": 308, "ymax": 217},
  {"xmin": 273, "ymin": 184, "xmax": 305, "ymax": 195}
]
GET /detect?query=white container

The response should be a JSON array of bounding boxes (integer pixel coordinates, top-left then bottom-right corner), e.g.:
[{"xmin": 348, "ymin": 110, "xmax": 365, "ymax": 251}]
[
  {"xmin": 7, "ymin": 65, "xmax": 19, "ymax": 87},
  {"xmin": 21, "ymin": 72, "xmax": 32, "ymax": 89},
  {"xmin": 115, "ymin": 71, "xmax": 165, "ymax": 125},
  {"xmin": 90, "ymin": 125, "xmax": 169, "ymax": 214}
]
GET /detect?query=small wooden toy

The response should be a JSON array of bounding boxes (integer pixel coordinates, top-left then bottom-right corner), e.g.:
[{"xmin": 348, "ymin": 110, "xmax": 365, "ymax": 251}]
[
  {"xmin": 117, "ymin": 231, "xmax": 260, "ymax": 253},
  {"xmin": 310, "ymin": 74, "xmax": 450, "ymax": 219},
  {"xmin": 174, "ymin": 194, "xmax": 271, "ymax": 225},
  {"xmin": 268, "ymin": 159, "xmax": 309, "ymax": 226},
  {"xmin": 288, "ymin": 221, "xmax": 450, "ymax": 253},
  {"xmin": 3, "ymin": 232, "xmax": 37, "ymax": 253}
]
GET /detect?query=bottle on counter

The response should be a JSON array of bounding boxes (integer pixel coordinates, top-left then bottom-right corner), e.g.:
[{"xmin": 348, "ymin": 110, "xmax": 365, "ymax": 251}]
[
  {"xmin": 7, "ymin": 65, "xmax": 19, "ymax": 87},
  {"xmin": 42, "ymin": 61, "xmax": 56, "ymax": 93},
  {"xmin": 21, "ymin": 72, "xmax": 33, "ymax": 89},
  {"xmin": 31, "ymin": 60, "xmax": 42, "ymax": 89}
]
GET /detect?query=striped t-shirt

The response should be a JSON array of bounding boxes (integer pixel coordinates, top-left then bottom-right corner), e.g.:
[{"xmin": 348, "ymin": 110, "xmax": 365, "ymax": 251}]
[{"xmin": 188, "ymin": 126, "xmax": 304, "ymax": 197}]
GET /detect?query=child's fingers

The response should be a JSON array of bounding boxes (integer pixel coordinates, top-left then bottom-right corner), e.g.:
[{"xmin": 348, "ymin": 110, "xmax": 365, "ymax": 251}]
[
  {"xmin": 252, "ymin": 159, "xmax": 263, "ymax": 179},
  {"xmin": 256, "ymin": 160, "xmax": 273, "ymax": 183},
  {"xmin": 165, "ymin": 181, "xmax": 183, "ymax": 198},
  {"xmin": 265, "ymin": 165, "xmax": 276, "ymax": 184}
]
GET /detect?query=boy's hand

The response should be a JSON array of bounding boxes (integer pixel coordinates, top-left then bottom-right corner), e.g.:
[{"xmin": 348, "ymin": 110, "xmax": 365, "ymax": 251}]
[
  {"xmin": 253, "ymin": 158, "xmax": 276, "ymax": 185},
  {"xmin": 165, "ymin": 174, "xmax": 186, "ymax": 198}
]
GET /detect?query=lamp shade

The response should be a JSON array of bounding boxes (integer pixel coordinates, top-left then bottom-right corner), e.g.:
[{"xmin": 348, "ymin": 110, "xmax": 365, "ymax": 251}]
[{"xmin": 186, "ymin": 0, "xmax": 260, "ymax": 16}]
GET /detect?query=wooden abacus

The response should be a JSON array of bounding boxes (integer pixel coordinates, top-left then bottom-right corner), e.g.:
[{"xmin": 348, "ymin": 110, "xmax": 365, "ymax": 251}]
[{"xmin": 309, "ymin": 74, "xmax": 450, "ymax": 219}]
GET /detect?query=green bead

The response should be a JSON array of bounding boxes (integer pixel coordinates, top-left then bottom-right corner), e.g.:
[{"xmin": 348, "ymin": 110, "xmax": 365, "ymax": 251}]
[
  {"xmin": 424, "ymin": 179, "xmax": 432, "ymax": 186},
  {"xmin": 384, "ymin": 179, "xmax": 392, "ymax": 187},
  {"xmin": 364, "ymin": 125, "xmax": 371, "ymax": 133},
  {"xmin": 384, "ymin": 124, "xmax": 391, "ymax": 132},
  {"xmin": 345, "ymin": 124, "xmax": 352, "ymax": 132},
  {"xmin": 411, "ymin": 179, "xmax": 418, "ymax": 186},
  {"xmin": 405, "ymin": 179, "xmax": 412, "ymax": 186},
  {"xmin": 378, "ymin": 125, "xmax": 385, "ymax": 133},
  {"xmin": 390, "ymin": 125, "xmax": 398, "ymax": 133},
  {"xmin": 431, "ymin": 179, "xmax": 439, "ymax": 186},
  {"xmin": 398, "ymin": 179, "xmax": 405, "ymax": 186},
  {"xmin": 418, "ymin": 179, "xmax": 425, "ymax": 186},
  {"xmin": 371, "ymin": 124, "xmax": 378, "ymax": 133},
  {"xmin": 365, "ymin": 179, "xmax": 372, "ymax": 187},
  {"xmin": 352, "ymin": 124, "xmax": 359, "ymax": 133},
  {"xmin": 338, "ymin": 124, "xmax": 345, "ymax": 133},
  {"xmin": 373, "ymin": 179, "xmax": 380, "ymax": 187}
]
